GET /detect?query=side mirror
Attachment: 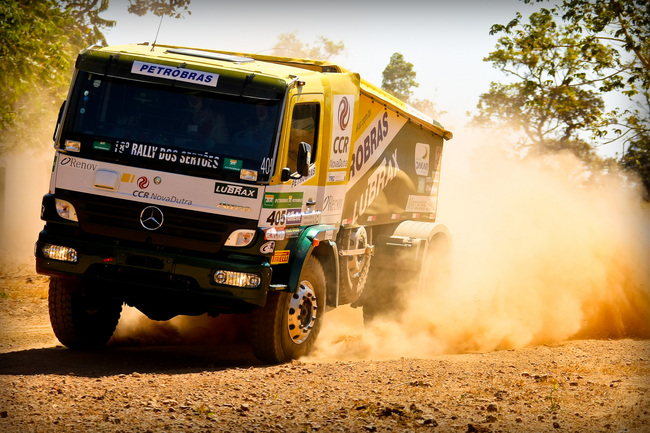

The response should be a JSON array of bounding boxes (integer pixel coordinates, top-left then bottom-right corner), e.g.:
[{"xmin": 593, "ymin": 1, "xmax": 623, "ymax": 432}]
[
  {"xmin": 281, "ymin": 142, "xmax": 312, "ymax": 181},
  {"xmin": 297, "ymin": 142, "xmax": 312, "ymax": 177}
]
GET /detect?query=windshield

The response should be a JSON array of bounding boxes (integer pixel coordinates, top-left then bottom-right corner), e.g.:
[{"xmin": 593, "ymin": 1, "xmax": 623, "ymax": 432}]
[{"xmin": 62, "ymin": 71, "xmax": 281, "ymax": 182}]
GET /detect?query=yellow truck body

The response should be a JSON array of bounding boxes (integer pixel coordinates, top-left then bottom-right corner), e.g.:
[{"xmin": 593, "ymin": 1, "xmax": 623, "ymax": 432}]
[{"xmin": 36, "ymin": 44, "xmax": 452, "ymax": 363}]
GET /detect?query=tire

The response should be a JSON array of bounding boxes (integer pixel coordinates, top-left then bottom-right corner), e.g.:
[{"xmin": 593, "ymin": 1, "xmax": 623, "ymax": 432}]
[
  {"xmin": 48, "ymin": 278, "xmax": 123, "ymax": 349},
  {"xmin": 338, "ymin": 226, "xmax": 371, "ymax": 304},
  {"xmin": 251, "ymin": 256, "xmax": 326, "ymax": 364},
  {"xmin": 417, "ymin": 234, "xmax": 451, "ymax": 297},
  {"xmin": 362, "ymin": 222, "xmax": 450, "ymax": 324}
]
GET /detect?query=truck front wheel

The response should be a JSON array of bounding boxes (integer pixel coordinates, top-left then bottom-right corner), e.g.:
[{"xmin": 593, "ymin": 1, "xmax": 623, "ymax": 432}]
[
  {"xmin": 251, "ymin": 256, "xmax": 326, "ymax": 364},
  {"xmin": 48, "ymin": 278, "xmax": 123, "ymax": 349}
]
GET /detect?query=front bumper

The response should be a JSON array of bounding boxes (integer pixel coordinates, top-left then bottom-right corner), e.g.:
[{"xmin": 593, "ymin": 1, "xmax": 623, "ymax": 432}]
[{"xmin": 35, "ymin": 227, "xmax": 272, "ymax": 310}]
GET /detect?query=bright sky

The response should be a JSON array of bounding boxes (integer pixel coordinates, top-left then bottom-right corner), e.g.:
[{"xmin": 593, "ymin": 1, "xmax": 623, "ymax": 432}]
[
  {"xmin": 102, "ymin": 0, "xmax": 624, "ymax": 158},
  {"xmin": 102, "ymin": 0, "xmax": 525, "ymax": 132}
]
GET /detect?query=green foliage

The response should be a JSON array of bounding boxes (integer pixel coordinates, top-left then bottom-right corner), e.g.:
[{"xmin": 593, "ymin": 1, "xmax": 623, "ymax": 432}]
[
  {"xmin": 474, "ymin": 1, "xmax": 650, "ymax": 177},
  {"xmin": 272, "ymin": 32, "xmax": 344, "ymax": 60},
  {"xmin": 379, "ymin": 53, "xmax": 443, "ymax": 120},
  {"xmin": 381, "ymin": 53, "xmax": 418, "ymax": 102},
  {"xmin": 0, "ymin": 0, "xmax": 85, "ymax": 129},
  {"xmin": 0, "ymin": 0, "xmax": 192, "ymax": 154},
  {"xmin": 557, "ymin": 0, "xmax": 650, "ymax": 188},
  {"xmin": 475, "ymin": 7, "xmax": 616, "ymax": 161},
  {"xmin": 621, "ymin": 134, "xmax": 650, "ymax": 199},
  {"xmin": 127, "ymin": 0, "xmax": 191, "ymax": 18}
]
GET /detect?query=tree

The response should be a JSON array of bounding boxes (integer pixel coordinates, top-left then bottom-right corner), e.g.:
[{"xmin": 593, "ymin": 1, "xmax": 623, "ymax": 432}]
[
  {"xmin": 380, "ymin": 52, "xmax": 445, "ymax": 119},
  {"xmin": 271, "ymin": 32, "xmax": 344, "ymax": 60},
  {"xmin": 0, "ymin": 0, "xmax": 191, "ymax": 154},
  {"xmin": 127, "ymin": 0, "xmax": 191, "ymax": 18},
  {"xmin": 553, "ymin": 0, "xmax": 649, "ymax": 193},
  {"xmin": 479, "ymin": 0, "xmax": 649, "ymax": 190},
  {"xmin": 473, "ymin": 7, "xmax": 622, "ymax": 165},
  {"xmin": 381, "ymin": 53, "xmax": 418, "ymax": 102},
  {"xmin": 621, "ymin": 135, "xmax": 650, "ymax": 200}
]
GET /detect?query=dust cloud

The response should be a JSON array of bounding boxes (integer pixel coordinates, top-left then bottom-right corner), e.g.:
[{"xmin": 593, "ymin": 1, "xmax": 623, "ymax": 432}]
[
  {"xmin": 3, "ymin": 115, "xmax": 648, "ymax": 361},
  {"xmin": 0, "ymin": 150, "xmax": 53, "ymax": 269},
  {"xmin": 311, "ymin": 128, "xmax": 650, "ymax": 361},
  {"xmin": 110, "ymin": 307, "xmax": 250, "ymax": 347}
]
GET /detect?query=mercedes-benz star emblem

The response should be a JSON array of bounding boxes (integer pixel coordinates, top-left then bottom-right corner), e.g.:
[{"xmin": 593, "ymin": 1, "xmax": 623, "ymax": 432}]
[{"xmin": 140, "ymin": 206, "xmax": 164, "ymax": 231}]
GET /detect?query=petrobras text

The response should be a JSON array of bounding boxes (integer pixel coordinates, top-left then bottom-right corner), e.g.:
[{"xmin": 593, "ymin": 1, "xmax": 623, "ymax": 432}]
[{"xmin": 131, "ymin": 61, "xmax": 218, "ymax": 87}]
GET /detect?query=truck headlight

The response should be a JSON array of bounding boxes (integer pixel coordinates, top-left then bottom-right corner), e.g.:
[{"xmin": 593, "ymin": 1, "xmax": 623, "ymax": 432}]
[
  {"xmin": 42, "ymin": 244, "xmax": 78, "ymax": 263},
  {"xmin": 225, "ymin": 229, "xmax": 256, "ymax": 247},
  {"xmin": 55, "ymin": 199, "xmax": 78, "ymax": 222},
  {"xmin": 213, "ymin": 270, "xmax": 261, "ymax": 288}
]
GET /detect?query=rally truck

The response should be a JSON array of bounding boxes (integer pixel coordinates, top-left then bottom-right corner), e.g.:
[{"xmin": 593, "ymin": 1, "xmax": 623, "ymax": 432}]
[{"xmin": 35, "ymin": 43, "xmax": 453, "ymax": 363}]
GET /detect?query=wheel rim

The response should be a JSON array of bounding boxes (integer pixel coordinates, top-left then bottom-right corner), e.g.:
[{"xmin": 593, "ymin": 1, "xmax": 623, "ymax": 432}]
[
  {"xmin": 347, "ymin": 227, "xmax": 369, "ymax": 279},
  {"xmin": 287, "ymin": 281, "xmax": 318, "ymax": 344}
]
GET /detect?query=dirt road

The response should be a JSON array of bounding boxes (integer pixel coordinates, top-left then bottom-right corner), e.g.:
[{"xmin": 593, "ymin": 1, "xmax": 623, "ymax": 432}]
[{"xmin": 1, "ymin": 269, "xmax": 649, "ymax": 432}]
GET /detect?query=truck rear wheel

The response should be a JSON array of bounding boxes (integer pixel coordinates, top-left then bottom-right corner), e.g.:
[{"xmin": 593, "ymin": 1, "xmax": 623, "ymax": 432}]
[
  {"xmin": 362, "ymin": 222, "xmax": 450, "ymax": 324},
  {"xmin": 338, "ymin": 226, "xmax": 371, "ymax": 304},
  {"xmin": 251, "ymin": 256, "xmax": 326, "ymax": 364},
  {"xmin": 48, "ymin": 278, "xmax": 123, "ymax": 349}
]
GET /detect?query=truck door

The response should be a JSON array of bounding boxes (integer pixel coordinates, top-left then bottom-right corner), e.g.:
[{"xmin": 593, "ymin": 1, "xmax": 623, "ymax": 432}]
[{"xmin": 261, "ymin": 94, "xmax": 323, "ymax": 230}]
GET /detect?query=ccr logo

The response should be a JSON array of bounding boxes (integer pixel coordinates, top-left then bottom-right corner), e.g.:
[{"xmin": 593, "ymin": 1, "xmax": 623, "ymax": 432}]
[
  {"xmin": 338, "ymin": 97, "xmax": 350, "ymax": 131},
  {"xmin": 138, "ymin": 176, "xmax": 149, "ymax": 189}
]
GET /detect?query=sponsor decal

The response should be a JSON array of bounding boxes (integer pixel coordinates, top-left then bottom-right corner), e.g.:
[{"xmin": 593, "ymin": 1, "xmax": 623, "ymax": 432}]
[
  {"xmin": 216, "ymin": 202, "xmax": 251, "ymax": 212},
  {"xmin": 330, "ymin": 94, "xmax": 355, "ymax": 170},
  {"xmin": 349, "ymin": 111, "xmax": 389, "ymax": 178},
  {"xmin": 348, "ymin": 110, "xmax": 406, "ymax": 189},
  {"xmin": 260, "ymin": 241, "xmax": 276, "ymax": 254},
  {"xmin": 301, "ymin": 211, "xmax": 321, "ymax": 225},
  {"xmin": 338, "ymin": 96, "xmax": 351, "ymax": 131},
  {"xmin": 114, "ymin": 141, "xmax": 220, "ymax": 169},
  {"xmin": 415, "ymin": 143, "xmax": 430, "ymax": 176},
  {"xmin": 426, "ymin": 177, "xmax": 436, "ymax": 194},
  {"xmin": 264, "ymin": 228, "xmax": 285, "ymax": 241},
  {"xmin": 93, "ymin": 140, "xmax": 111, "ymax": 151},
  {"xmin": 418, "ymin": 177, "xmax": 426, "ymax": 193},
  {"xmin": 60, "ymin": 157, "xmax": 97, "ymax": 171},
  {"xmin": 291, "ymin": 164, "xmax": 316, "ymax": 187},
  {"xmin": 138, "ymin": 176, "xmax": 150, "ymax": 189},
  {"xmin": 121, "ymin": 173, "xmax": 135, "ymax": 183},
  {"xmin": 355, "ymin": 109, "xmax": 372, "ymax": 133},
  {"xmin": 132, "ymin": 190, "xmax": 193, "ymax": 205},
  {"xmin": 263, "ymin": 192, "xmax": 304, "ymax": 209},
  {"xmin": 265, "ymin": 208, "xmax": 302, "ymax": 226},
  {"xmin": 352, "ymin": 149, "xmax": 400, "ymax": 222},
  {"xmin": 406, "ymin": 195, "xmax": 437, "ymax": 213},
  {"xmin": 223, "ymin": 158, "xmax": 243, "ymax": 171},
  {"xmin": 131, "ymin": 61, "xmax": 218, "ymax": 87},
  {"xmin": 286, "ymin": 209, "xmax": 302, "ymax": 225},
  {"xmin": 214, "ymin": 182, "xmax": 258, "ymax": 198},
  {"xmin": 154, "ymin": 176, "xmax": 162, "ymax": 185},
  {"xmin": 270, "ymin": 250, "xmax": 290, "ymax": 265},
  {"xmin": 327, "ymin": 171, "xmax": 347, "ymax": 183},
  {"xmin": 285, "ymin": 227, "xmax": 302, "ymax": 238},
  {"xmin": 323, "ymin": 195, "xmax": 344, "ymax": 213}
]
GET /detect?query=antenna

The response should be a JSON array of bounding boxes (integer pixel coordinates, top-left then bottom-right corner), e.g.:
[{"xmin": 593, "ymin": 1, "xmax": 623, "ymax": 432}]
[{"xmin": 151, "ymin": 15, "xmax": 164, "ymax": 51}]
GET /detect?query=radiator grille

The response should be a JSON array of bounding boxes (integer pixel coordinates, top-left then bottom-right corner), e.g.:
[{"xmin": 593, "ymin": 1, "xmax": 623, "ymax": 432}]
[{"xmin": 58, "ymin": 190, "xmax": 256, "ymax": 253}]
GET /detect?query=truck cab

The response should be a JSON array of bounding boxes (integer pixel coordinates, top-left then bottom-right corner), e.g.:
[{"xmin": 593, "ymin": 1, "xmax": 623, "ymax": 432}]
[{"xmin": 36, "ymin": 44, "xmax": 452, "ymax": 363}]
